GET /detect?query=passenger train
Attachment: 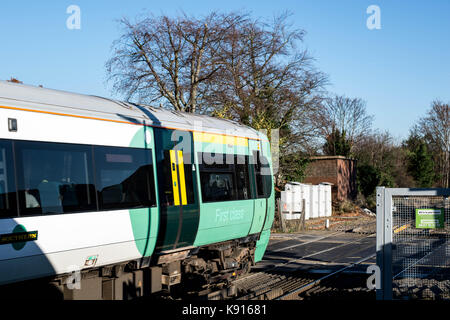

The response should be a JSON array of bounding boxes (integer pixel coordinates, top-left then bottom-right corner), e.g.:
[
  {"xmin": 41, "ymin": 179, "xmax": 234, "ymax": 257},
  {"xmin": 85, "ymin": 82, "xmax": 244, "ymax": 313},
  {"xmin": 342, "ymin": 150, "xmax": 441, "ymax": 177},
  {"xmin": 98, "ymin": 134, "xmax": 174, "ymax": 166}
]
[{"xmin": 0, "ymin": 81, "xmax": 274, "ymax": 299}]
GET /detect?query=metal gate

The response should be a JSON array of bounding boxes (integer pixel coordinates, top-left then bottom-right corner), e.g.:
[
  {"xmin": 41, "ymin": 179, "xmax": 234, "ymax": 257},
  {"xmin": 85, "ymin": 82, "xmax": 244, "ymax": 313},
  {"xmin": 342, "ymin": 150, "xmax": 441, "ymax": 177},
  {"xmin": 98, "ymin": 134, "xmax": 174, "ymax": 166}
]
[{"xmin": 377, "ymin": 187, "xmax": 450, "ymax": 300}]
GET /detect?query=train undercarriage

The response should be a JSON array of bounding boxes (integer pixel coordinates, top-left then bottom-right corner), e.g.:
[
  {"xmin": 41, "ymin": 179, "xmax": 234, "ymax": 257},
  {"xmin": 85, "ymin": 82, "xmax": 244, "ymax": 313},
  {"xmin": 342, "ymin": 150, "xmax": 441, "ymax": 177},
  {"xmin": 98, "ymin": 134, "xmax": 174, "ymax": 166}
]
[{"xmin": 0, "ymin": 234, "xmax": 258, "ymax": 300}]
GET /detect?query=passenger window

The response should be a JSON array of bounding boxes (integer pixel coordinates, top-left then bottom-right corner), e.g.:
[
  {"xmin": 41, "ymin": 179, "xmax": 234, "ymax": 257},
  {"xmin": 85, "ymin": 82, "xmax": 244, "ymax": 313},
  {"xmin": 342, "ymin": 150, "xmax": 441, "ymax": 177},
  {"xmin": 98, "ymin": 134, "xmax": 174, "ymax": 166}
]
[
  {"xmin": 201, "ymin": 172, "xmax": 234, "ymax": 202},
  {"xmin": 0, "ymin": 140, "xmax": 17, "ymax": 218},
  {"xmin": 94, "ymin": 146, "xmax": 156, "ymax": 210},
  {"xmin": 253, "ymin": 151, "xmax": 272, "ymax": 199},
  {"xmin": 15, "ymin": 141, "xmax": 96, "ymax": 215},
  {"xmin": 198, "ymin": 153, "xmax": 252, "ymax": 203},
  {"xmin": 235, "ymin": 155, "xmax": 250, "ymax": 200}
]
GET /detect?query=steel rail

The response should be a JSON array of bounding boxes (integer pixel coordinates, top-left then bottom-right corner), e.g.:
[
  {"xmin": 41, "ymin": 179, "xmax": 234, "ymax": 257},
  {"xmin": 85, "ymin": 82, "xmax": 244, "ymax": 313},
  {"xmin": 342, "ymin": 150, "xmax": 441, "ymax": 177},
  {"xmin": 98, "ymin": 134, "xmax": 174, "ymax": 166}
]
[{"xmin": 275, "ymin": 252, "xmax": 376, "ymax": 300}]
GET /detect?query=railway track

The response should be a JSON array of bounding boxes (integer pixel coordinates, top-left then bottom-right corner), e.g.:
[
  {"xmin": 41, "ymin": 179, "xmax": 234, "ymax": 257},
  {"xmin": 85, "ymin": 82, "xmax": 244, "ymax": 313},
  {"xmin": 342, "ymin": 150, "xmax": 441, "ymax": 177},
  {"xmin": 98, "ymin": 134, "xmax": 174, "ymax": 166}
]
[{"xmin": 202, "ymin": 230, "xmax": 377, "ymax": 300}]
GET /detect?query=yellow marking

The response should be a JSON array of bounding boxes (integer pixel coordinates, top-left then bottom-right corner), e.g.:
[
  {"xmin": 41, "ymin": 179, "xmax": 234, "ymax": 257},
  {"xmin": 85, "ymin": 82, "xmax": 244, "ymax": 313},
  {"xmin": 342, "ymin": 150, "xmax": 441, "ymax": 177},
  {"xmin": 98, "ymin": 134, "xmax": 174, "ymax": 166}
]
[
  {"xmin": 169, "ymin": 150, "xmax": 180, "ymax": 206},
  {"xmin": 193, "ymin": 132, "xmax": 248, "ymax": 147},
  {"xmin": 0, "ymin": 232, "xmax": 37, "ymax": 243},
  {"xmin": 177, "ymin": 150, "xmax": 187, "ymax": 205},
  {"xmin": 394, "ymin": 224, "xmax": 409, "ymax": 234}
]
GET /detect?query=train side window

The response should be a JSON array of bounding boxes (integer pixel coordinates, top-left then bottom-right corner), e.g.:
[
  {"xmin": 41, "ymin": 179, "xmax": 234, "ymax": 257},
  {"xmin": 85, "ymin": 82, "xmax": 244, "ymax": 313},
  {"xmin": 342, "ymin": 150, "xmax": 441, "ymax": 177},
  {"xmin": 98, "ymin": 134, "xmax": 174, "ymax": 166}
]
[
  {"xmin": 0, "ymin": 140, "xmax": 17, "ymax": 218},
  {"xmin": 15, "ymin": 141, "xmax": 96, "ymax": 215},
  {"xmin": 235, "ymin": 154, "xmax": 251, "ymax": 200},
  {"xmin": 253, "ymin": 151, "xmax": 272, "ymax": 199},
  {"xmin": 94, "ymin": 146, "xmax": 156, "ymax": 210},
  {"xmin": 198, "ymin": 152, "xmax": 252, "ymax": 203},
  {"xmin": 200, "ymin": 171, "xmax": 235, "ymax": 202},
  {"xmin": 198, "ymin": 152, "xmax": 235, "ymax": 202}
]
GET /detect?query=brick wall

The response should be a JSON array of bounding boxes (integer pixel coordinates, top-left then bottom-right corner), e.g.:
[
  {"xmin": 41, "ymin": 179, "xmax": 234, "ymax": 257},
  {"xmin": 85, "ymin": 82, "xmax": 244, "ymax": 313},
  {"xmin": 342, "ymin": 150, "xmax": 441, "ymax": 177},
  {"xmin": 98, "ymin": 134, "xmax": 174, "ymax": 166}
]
[{"xmin": 303, "ymin": 156, "xmax": 356, "ymax": 202}]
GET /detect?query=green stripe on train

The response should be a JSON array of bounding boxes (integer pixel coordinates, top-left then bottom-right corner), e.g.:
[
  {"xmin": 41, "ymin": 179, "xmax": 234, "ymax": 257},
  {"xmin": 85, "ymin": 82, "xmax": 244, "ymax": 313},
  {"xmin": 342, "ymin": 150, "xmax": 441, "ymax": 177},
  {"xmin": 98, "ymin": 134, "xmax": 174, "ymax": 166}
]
[
  {"xmin": 128, "ymin": 127, "xmax": 159, "ymax": 257},
  {"xmin": 254, "ymin": 138, "xmax": 275, "ymax": 263}
]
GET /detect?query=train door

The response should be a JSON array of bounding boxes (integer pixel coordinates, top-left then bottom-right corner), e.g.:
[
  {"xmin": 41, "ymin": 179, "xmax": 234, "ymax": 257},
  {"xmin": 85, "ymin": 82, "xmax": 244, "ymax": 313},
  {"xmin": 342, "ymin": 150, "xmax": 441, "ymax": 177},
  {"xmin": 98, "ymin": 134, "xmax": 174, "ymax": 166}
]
[
  {"xmin": 248, "ymin": 140, "xmax": 267, "ymax": 234},
  {"xmin": 154, "ymin": 128, "xmax": 199, "ymax": 252}
]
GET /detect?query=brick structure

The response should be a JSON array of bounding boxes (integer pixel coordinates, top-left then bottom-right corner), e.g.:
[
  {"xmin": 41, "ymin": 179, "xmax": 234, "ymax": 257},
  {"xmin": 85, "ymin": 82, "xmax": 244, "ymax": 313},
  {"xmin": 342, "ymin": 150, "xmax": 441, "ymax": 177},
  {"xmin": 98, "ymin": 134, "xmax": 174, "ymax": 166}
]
[{"xmin": 303, "ymin": 156, "xmax": 357, "ymax": 202}]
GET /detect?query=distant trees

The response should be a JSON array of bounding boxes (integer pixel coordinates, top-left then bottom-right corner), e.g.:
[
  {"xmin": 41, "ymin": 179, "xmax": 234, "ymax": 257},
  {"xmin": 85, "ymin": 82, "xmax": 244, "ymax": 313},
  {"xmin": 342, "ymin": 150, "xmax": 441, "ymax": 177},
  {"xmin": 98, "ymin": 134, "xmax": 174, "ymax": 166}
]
[
  {"xmin": 415, "ymin": 101, "xmax": 450, "ymax": 188},
  {"xmin": 317, "ymin": 96, "xmax": 449, "ymax": 207},
  {"xmin": 404, "ymin": 135, "xmax": 436, "ymax": 188},
  {"xmin": 351, "ymin": 102, "xmax": 448, "ymax": 204},
  {"xmin": 353, "ymin": 131, "xmax": 398, "ymax": 204},
  {"xmin": 314, "ymin": 95, "xmax": 374, "ymax": 156},
  {"xmin": 322, "ymin": 128, "xmax": 351, "ymax": 157}
]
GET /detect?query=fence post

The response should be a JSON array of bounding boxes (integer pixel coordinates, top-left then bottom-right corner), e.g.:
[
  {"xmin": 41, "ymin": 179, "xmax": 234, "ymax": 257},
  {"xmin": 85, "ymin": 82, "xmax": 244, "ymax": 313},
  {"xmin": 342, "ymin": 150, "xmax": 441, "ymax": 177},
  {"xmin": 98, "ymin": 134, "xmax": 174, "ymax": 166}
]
[
  {"xmin": 301, "ymin": 198, "xmax": 306, "ymax": 231},
  {"xmin": 376, "ymin": 187, "xmax": 385, "ymax": 300},
  {"xmin": 376, "ymin": 187, "xmax": 393, "ymax": 300},
  {"xmin": 278, "ymin": 198, "xmax": 287, "ymax": 233},
  {"xmin": 383, "ymin": 188, "xmax": 393, "ymax": 300}
]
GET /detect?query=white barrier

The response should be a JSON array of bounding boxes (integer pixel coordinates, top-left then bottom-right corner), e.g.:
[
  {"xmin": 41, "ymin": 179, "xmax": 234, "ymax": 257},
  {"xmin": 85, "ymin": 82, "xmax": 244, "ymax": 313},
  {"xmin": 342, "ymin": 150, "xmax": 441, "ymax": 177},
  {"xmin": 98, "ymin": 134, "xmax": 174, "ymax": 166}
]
[{"xmin": 280, "ymin": 182, "xmax": 332, "ymax": 220}]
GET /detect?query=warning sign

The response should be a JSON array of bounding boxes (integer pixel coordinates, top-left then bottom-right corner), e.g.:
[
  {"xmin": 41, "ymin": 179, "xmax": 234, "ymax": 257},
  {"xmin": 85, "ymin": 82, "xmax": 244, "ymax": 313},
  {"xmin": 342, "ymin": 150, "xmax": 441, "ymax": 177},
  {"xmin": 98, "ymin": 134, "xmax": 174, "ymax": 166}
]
[{"xmin": 415, "ymin": 208, "xmax": 445, "ymax": 229}]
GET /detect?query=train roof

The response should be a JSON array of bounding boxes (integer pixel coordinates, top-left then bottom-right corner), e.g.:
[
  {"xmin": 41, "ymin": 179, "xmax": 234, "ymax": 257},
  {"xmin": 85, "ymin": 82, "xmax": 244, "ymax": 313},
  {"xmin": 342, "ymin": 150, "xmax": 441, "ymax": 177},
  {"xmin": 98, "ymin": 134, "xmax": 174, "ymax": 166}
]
[{"xmin": 0, "ymin": 81, "xmax": 263, "ymax": 140}]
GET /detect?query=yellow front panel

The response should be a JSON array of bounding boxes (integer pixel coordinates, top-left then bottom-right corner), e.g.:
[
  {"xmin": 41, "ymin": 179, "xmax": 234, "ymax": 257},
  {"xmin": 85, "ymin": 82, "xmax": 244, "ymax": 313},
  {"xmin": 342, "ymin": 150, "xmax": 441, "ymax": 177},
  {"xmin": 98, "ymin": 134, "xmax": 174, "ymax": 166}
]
[{"xmin": 177, "ymin": 150, "xmax": 188, "ymax": 205}]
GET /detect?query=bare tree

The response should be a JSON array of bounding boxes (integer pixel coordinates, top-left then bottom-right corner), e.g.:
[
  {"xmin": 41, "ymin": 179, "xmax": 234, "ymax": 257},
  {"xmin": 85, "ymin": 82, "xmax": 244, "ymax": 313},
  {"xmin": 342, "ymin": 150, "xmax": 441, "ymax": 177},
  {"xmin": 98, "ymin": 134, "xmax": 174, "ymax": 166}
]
[
  {"xmin": 106, "ymin": 12, "xmax": 243, "ymax": 112},
  {"xmin": 418, "ymin": 101, "xmax": 450, "ymax": 188},
  {"xmin": 313, "ymin": 94, "xmax": 374, "ymax": 154},
  {"xmin": 353, "ymin": 130, "xmax": 416, "ymax": 195},
  {"xmin": 106, "ymin": 11, "xmax": 329, "ymax": 187},
  {"xmin": 206, "ymin": 12, "xmax": 328, "ymax": 148},
  {"xmin": 202, "ymin": 12, "xmax": 328, "ymax": 185},
  {"xmin": 353, "ymin": 130, "xmax": 395, "ymax": 170}
]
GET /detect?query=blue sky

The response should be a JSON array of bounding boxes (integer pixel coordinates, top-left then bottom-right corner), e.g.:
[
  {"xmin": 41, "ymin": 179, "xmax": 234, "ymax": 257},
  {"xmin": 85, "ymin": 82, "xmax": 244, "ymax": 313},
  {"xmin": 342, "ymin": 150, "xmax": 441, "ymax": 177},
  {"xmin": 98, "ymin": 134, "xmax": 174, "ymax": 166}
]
[{"xmin": 0, "ymin": 1, "xmax": 449, "ymax": 141}]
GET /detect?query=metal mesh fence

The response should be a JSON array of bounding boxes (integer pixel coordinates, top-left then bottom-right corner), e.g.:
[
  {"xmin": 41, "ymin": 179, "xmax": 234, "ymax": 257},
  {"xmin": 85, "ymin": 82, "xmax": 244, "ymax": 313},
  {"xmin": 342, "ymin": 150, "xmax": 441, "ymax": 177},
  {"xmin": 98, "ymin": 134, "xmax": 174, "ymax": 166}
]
[{"xmin": 391, "ymin": 196, "xmax": 450, "ymax": 299}]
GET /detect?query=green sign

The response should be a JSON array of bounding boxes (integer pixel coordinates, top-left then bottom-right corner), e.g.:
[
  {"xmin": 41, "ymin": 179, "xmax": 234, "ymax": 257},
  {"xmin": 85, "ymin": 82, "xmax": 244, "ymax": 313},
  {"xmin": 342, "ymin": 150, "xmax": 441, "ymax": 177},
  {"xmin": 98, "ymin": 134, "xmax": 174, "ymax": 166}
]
[{"xmin": 415, "ymin": 208, "xmax": 445, "ymax": 229}]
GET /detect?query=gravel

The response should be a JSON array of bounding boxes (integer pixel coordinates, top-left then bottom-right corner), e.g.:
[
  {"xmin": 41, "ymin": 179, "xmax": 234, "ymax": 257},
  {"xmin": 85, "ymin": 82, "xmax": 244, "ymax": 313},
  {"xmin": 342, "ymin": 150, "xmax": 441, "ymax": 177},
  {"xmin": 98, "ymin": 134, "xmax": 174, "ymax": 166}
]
[{"xmin": 393, "ymin": 278, "xmax": 450, "ymax": 300}]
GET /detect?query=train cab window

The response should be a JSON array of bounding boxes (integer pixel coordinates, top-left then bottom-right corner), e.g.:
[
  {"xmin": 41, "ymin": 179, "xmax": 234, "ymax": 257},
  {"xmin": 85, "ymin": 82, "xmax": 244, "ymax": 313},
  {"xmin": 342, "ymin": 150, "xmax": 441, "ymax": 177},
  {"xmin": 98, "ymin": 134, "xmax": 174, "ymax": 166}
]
[
  {"xmin": 0, "ymin": 140, "xmax": 17, "ymax": 218},
  {"xmin": 253, "ymin": 151, "xmax": 272, "ymax": 199},
  {"xmin": 15, "ymin": 141, "xmax": 96, "ymax": 215},
  {"xmin": 94, "ymin": 146, "xmax": 156, "ymax": 210}
]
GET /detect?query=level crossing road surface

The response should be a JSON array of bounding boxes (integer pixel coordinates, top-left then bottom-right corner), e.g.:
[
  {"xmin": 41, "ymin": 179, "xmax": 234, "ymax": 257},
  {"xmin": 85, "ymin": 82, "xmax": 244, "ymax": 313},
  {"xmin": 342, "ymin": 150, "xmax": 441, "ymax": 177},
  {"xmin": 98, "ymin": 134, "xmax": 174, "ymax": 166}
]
[{"xmin": 254, "ymin": 231, "xmax": 376, "ymax": 275}]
